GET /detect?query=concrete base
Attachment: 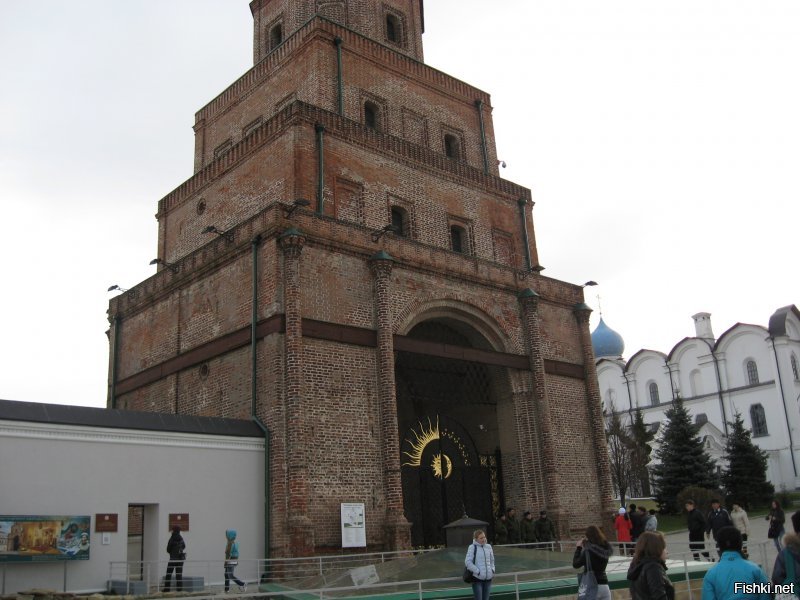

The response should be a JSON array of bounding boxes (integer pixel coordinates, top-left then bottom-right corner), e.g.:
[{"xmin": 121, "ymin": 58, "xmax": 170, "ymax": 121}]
[
  {"xmin": 107, "ymin": 580, "xmax": 148, "ymax": 594},
  {"xmin": 161, "ymin": 575, "xmax": 205, "ymax": 591}
]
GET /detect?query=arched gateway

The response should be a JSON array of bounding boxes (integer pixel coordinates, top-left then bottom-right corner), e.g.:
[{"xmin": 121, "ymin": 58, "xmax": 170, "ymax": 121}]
[{"xmin": 395, "ymin": 316, "xmax": 516, "ymax": 547}]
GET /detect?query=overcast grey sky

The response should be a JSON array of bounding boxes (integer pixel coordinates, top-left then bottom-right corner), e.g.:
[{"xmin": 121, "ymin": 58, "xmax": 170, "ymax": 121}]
[{"xmin": 1, "ymin": 1, "xmax": 797, "ymax": 407}]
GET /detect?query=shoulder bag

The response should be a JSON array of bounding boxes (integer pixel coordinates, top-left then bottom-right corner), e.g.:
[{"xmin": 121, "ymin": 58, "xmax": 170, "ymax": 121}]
[
  {"xmin": 463, "ymin": 545, "xmax": 477, "ymax": 583},
  {"xmin": 576, "ymin": 547, "xmax": 598, "ymax": 600}
]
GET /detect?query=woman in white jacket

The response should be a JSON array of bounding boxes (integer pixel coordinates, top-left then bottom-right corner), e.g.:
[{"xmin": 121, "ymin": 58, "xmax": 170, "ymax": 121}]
[
  {"xmin": 731, "ymin": 503, "xmax": 751, "ymax": 557},
  {"xmin": 465, "ymin": 529, "xmax": 495, "ymax": 600}
]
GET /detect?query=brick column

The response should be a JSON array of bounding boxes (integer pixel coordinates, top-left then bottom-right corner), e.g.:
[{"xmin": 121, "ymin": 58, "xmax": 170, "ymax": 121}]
[
  {"xmin": 369, "ymin": 251, "xmax": 411, "ymax": 550},
  {"xmin": 574, "ymin": 302, "xmax": 616, "ymax": 518},
  {"xmin": 279, "ymin": 227, "xmax": 314, "ymax": 556},
  {"xmin": 518, "ymin": 288, "xmax": 566, "ymax": 535}
]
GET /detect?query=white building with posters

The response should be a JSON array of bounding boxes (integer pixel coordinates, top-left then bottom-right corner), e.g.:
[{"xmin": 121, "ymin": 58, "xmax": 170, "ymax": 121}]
[{"xmin": 594, "ymin": 305, "xmax": 800, "ymax": 492}]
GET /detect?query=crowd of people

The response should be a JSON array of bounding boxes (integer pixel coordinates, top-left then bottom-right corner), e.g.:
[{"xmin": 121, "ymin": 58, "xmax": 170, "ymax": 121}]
[{"xmin": 465, "ymin": 498, "xmax": 800, "ymax": 600}]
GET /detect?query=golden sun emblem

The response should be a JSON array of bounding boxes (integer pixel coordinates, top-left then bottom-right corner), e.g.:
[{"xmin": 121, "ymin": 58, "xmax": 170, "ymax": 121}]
[
  {"xmin": 402, "ymin": 417, "xmax": 454, "ymax": 479},
  {"xmin": 431, "ymin": 452, "xmax": 453, "ymax": 479}
]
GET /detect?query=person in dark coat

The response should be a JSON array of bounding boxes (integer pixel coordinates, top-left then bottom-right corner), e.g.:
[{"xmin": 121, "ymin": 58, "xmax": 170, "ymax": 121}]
[
  {"xmin": 533, "ymin": 510, "xmax": 556, "ymax": 549},
  {"xmin": 767, "ymin": 499, "xmax": 786, "ymax": 552},
  {"xmin": 685, "ymin": 500, "xmax": 709, "ymax": 561},
  {"xmin": 163, "ymin": 526, "xmax": 186, "ymax": 591},
  {"xmin": 706, "ymin": 499, "xmax": 733, "ymax": 556},
  {"xmin": 573, "ymin": 525, "xmax": 613, "ymax": 600},
  {"xmin": 493, "ymin": 513, "xmax": 508, "ymax": 545},
  {"xmin": 520, "ymin": 511, "xmax": 537, "ymax": 544},
  {"xmin": 629, "ymin": 504, "xmax": 644, "ymax": 542},
  {"xmin": 772, "ymin": 532, "xmax": 800, "ymax": 587},
  {"xmin": 627, "ymin": 531, "xmax": 675, "ymax": 600},
  {"xmin": 791, "ymin": 509, "xmax": 800, "ymax": 534},
  {"xmin": 505, "ymin": 508, "xmax": 520, "ymax": 544}
]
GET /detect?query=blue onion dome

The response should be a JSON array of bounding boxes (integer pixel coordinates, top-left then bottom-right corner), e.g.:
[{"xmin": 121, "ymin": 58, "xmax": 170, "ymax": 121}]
[{"xmin": 591, "ymin": 317, "xmax": 625, "ymax": 358}]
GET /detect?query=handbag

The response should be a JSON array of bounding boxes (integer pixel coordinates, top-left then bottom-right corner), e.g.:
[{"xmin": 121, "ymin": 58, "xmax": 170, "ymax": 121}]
[
  {"xmin": 462, "ymin": 544, "xmax": 476, "ymax": 583},
  {"xmin": 776, "ymin": 549, "xmax": 800, "ymax": 600},
  {"xmin": 576, "ymin": 547, "xmax": 599, "ymax": 600}
]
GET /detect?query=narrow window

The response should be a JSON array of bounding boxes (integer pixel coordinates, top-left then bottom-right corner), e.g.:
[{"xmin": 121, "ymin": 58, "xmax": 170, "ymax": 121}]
[
  {"xmin": 444, "ymin": 134, "xmax": 461, "ymax": 159},
  {"xmin": 746, "ymin": 360, "xmax": 759, "ymax": 385},
  {"xmin": 648, "ymin": 382, "xmax": 660, "ymax": 406},
  {"xmin": 792, "ymin": 354, "xmax": 799, "ymax": 381},
  {"xmin": 364, "ymin": 101, "xmax": 379, "ymax": 131},
  {"xmin": 390, "ymin": 206, "xmax": 407, "ymax": 237},
  {"xmin": 750, "ymin": 404, "xmax": 768, "ymax": 437},
  {"xmin": 213, "ymin": 139, "xmax": 233, "ymax": 159},
  {"xmin": 450, "ymin": 225, "xmax": 465, "ymax": 253},
  {"xmin": 270, "ymin": 23, "xmax": 283, "ymax": 50},
  {"xmin": 695, "ymin": 413, "xmax": 708, "ymax": 426},
  {"xmin": 386, "ymin": 13, "xmax": 400, "ymax": 43}
]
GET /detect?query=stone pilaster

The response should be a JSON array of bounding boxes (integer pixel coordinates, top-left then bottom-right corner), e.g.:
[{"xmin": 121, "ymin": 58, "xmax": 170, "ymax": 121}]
[
  {"xmin": 518, "ymin": 288, "xmax": 565, "ymax": 534},
  {"xmin": 574, "ymin": 302, "xmax": 616, "ymax": 519},
  {"xmin": 369, "ymin": 251, "xmax": 411, "ymax": 550},
  {"xmin": 278, "ymin": 227, "xmax": 314, "ymax": 556}
]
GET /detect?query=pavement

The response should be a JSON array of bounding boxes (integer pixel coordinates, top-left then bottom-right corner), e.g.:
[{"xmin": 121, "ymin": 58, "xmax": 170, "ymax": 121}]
[{"xmin": 661, "ymin": 511, "xmax": 782, "ymax": 576}]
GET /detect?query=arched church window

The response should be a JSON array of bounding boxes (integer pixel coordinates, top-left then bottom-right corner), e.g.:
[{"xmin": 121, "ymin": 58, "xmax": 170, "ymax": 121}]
[
  {"xmin": 750, "ymin": 403, "xmax": 768, "ymax": 437},
  {"xmin": 364, "ymin": 101, "xmax": 379, "ymax": 130},
  {"xmin": 746, "ymin": 360, "xmax": 759, "ymax": 385},
  {"xmin": 648, "ymin": 382, "xmax": 660, "ymax": 406}
]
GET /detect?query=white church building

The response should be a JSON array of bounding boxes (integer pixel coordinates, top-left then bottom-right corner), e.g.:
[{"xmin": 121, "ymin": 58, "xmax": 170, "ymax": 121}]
[{"xmin": 593, "ymin": 304, "xmax": 800, "ymax": 492}]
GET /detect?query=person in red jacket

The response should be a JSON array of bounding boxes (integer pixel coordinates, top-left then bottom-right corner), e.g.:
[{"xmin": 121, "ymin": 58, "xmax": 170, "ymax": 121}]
[{"xmin": 614, "ymin": 507, "xmax": 633, "ymax": 555}]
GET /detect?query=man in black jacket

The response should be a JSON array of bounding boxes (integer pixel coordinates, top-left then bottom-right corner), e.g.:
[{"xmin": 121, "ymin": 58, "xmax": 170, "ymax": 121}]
[
  {"xmin": 685, "ymin": 500, "xmax": 709, "ymax": 561},
  {"xmin": 163, "ymin": 526, "xmax": 186, "ymax": 591},
  {"xmin": 706, "ymin": 499, "xmax": 733, "ymax": 558}
]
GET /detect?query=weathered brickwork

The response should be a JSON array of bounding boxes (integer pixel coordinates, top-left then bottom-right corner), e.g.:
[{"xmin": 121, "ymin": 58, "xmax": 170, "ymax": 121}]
[{"xmin": 108, "ymin": 1, "xmax": 614, "ymax": 557}]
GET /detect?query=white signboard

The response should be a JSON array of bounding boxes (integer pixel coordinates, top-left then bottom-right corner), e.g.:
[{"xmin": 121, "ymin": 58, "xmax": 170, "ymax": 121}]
[{"xmin": 341, "ymin": 502, "xmax": 366, "ymax": 548}]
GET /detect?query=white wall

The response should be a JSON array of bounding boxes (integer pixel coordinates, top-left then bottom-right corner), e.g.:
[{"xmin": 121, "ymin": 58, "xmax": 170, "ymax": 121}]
[{"xmin": 0, "ymin": 420, "xmax": 264, "ymax": 593}]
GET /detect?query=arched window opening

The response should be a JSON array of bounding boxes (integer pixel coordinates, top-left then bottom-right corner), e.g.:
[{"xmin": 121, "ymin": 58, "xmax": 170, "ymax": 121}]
[
  {"xmin": 364, "ymin": 101, "xmax": 379, "ymax": 130},
  {"xmin": 695, "ymin": 413, "xmax": 708, "ymax": 426},
  {"xmin": 444, "ymin": 134, "xmax": 461, "ymax": 159},
  {"xmin": 450, "ymin": 225, "xmax": 466, "ymax": 254},
  {"xmin": 750, "ymin": 403, "xmax": 768, "ymax": 437},
  {"xmin": 386, "ymin": 13, "xmax": 400, "ymax": 43},
  {"xmin": 390, "ymin": 206, "xmax": 408, "ymax": 237},
  {"xmin": 270, "ymin": 23, "xmax": 283, "ymax": 50},
  {"xmin": 746, "ymin": 360, "xmax": 759, "ymax": 385},
  {"xmin": 792, "ymin": 354, "xmax": 799, "ymax": 381},
  {"xmin": 648, "ymin": 382, "xmax": 660, "ymax": 406}
]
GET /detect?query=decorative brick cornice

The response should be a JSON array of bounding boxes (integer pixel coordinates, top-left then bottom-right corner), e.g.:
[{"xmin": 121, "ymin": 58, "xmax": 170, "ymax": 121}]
[
  {"xmin": 278, "ymin": 227, "xmax": 306, "ymax": 257},
  {"xmin": 573, "ymin": 302, "xmax": 593, "ymax": 324}
]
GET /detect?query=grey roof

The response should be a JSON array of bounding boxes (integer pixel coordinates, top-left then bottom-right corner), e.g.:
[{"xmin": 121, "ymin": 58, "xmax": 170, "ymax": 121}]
[
  {"xmin": 0, "ymin": 398, "xmax": 264, "ymax": 438},
  {"xmin": 768, "ymin": 305, "xmax": 800, "ymax": 338}
]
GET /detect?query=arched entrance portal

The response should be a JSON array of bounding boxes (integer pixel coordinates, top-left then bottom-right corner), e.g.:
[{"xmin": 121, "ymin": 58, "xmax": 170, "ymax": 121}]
[{"xmin": 396, "ymin": 319, "xmax": 511, "ymax": 547}]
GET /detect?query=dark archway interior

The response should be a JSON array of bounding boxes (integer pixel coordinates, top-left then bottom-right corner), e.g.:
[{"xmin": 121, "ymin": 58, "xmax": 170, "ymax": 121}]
[{"xmin": 396, "ymin": 319, "xmax": 512, "ymax": 547}]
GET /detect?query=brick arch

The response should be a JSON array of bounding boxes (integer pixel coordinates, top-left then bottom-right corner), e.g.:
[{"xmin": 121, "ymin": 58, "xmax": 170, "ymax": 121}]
[{"xmin": 394, "ymin": 295, "xmax": 513, "ymax": 354}]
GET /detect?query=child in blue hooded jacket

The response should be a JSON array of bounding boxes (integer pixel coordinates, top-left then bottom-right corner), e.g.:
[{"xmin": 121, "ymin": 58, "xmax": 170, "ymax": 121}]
[{"xmin": 224, "ymin": 529, "xmax": 246, "ymax": 592}]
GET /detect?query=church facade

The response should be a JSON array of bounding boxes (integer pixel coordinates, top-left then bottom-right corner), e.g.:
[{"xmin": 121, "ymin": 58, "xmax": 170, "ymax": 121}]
[
  {"xmin": 594, "ymin": 305, "xmax": 800, "ymax": 493},
  {"xmin": 108, "ymin": 0, "xmax": 613, "ymax": 556}
]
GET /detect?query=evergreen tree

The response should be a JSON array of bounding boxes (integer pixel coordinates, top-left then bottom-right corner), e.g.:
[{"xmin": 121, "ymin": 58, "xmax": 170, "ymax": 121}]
[
  {"xmin": 722, "ymin": 413, "xmax": 774, "ymax": 508},
  {"xmin": 651, "ymin": 397, "xmax": 719, "ymax": 513}
]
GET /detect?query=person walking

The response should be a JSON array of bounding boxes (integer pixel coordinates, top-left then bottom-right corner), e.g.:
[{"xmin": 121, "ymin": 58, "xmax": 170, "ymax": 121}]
[
  {"xmin": 163, "ymin": 526, "xmax": 186, "ymax": 591},
  {"xmin": 645, "ymin": 509, "xmax": 658, "ymax": 532},
  {"xmin": 627, "ymin": 531, "xmax": 674, "ymax": 600},
  {"xmin": 573, "ymin": 525, "xmax": 613, "ymax": 600},
  {"xmin": 685, "ymin": 500, "xmax": 709, "ymax": 561},
  {"xmin": 614, "ymin": 507, "xmax": 633, "ymax": 555},
  {"xmin": 465, "ymin": 529, "xmax": 495, "ymax": 600},
  {"xmin": 224, "ymin": 529, "xmax": 246, "ymax": 592},
  {"xmin": 731, "ymin": 503, "xmax": 750, "ymax": 558},
  {"xmin": 629, "ymin": 504, "xmax": 644, "ymax": 543},
  {"xmin": 702, "ymin": 526, "xmax": 770, "ymax": 600},
  {"xmin": 767, "ymin": 499, "xmax": 786, "ymax": 552},
  {"xmin": 706, "ymin": 499, "xmax": 733, "ymax": 557}
]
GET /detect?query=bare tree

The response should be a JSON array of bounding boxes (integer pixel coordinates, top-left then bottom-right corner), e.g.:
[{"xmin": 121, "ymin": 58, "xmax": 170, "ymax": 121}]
[{"xmin": 605, "ymin": 402, "xmax": 633, "ymax": 506}]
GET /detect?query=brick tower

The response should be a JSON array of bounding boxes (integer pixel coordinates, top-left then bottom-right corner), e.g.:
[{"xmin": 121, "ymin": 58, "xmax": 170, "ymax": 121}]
[{"xmin": 108, "ymin": 0, "xmax": 615, "ymax": 557}]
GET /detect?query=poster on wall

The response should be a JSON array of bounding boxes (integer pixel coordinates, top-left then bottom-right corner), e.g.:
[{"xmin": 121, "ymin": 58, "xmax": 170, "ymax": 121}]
[
  {"xmin": 0, "ymin": 516, "xmax": 91, "ymax": 562},
  {"xmin": 340, "ymin": 502, "xmax": 366, "ymax": 548}
]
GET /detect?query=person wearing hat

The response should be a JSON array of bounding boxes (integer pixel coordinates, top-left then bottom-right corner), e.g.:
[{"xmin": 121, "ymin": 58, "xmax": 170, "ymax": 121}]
[
  {"xmin": 520, "ymin": 511, "xmax": 538, "ymax": 545},
  {"xmin": 224, "ymin": 529, "xmax": 246, "ymax": 592},
  {"xmin": 614, "ymin": 507, "xmax": 633, "ymax": 555},
  {"xmin": 701, "ymin": 526, "xmax": 769, "ymax": 599},
  {"xmin": 533, "ymin": 510, "xmax": 556, "ymax": 550},
  {"xmin": 493, "ymin": 512, "xmax": 508, "ymax": 545}
]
